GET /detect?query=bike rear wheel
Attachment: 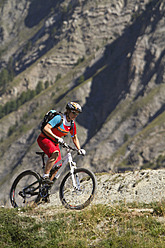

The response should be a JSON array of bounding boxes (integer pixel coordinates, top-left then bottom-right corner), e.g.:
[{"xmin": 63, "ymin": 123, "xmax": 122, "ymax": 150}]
[
  {"xmin": 10, "ymin": 170, "xmax": 41, "ymax": 208},
  {"xmin": 59, "ymin": 168, "xmax": 96, "ymax": 210}
]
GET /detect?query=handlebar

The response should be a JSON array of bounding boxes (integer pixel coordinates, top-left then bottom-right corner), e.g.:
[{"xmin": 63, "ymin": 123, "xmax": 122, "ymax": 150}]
[
  {"xmin": 59, "ymin": 142, "xmax": 86, "ymax": 156},
  {"xmin": 60, "ymin": 142, "xmax": 77, "ymax": 151}
]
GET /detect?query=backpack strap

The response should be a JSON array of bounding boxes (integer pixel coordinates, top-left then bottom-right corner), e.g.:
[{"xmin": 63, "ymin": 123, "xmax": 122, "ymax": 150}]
[
  {"xmin": 70, "ymin": 120, "xmax": 75, "ymax": 138},
  {"xmin": 70, "ymin": 120, "xmax": 74, "ymax": 130},
  {"xmin": 41, "ymin": 113, "xmax": 64, "ymax": 143},
  {"xmin": 55, "ymin": 112, "xmax": 63, "ymax": 127}
]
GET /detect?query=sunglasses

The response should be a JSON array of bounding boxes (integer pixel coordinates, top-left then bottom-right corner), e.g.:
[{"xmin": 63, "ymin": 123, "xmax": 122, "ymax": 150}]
[{"xmin": 71, "ymin": 110, "xmax": 79, "ymax": 116}]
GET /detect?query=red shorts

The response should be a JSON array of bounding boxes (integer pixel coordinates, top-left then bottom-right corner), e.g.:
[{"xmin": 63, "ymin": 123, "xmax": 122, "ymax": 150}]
[{"xmin": 37, "ymin": 135, "xmax": 61, "ymax": 164}]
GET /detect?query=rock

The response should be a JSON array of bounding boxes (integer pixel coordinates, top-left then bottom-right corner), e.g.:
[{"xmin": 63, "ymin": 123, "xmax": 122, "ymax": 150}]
[{"xmin": 40, "ymin": 169, "xmax": 165, "ymax": 209}]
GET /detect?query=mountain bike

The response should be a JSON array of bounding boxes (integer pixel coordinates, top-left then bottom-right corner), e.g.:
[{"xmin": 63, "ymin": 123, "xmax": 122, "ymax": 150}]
[{"xmin": 10, "ymin": 143, "xmax": 97, "ymax": 210}]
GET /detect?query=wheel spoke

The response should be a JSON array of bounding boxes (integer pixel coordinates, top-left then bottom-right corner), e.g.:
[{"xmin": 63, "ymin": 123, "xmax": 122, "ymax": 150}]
[
  {"xmin": 60, "ymin": 168, "xmax": 96, "ymax": 210},
  {"xmin": 10, "ymin": 170, "xmax": 41, "ymax": 208}
]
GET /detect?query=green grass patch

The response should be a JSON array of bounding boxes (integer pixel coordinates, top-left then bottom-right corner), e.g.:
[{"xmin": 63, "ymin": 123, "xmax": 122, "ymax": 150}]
[
  {"xmin": 0, "ymin": 208, "xmax": 42, "ymax": 247},
  {"xmin": 1, "ymin": 201, "xmax": 165, "ymax": 247}
]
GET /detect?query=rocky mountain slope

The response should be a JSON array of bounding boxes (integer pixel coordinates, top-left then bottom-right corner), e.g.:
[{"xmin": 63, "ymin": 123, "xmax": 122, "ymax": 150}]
[
  {"xmin": 36, "ymin": 169, "xmax": 165, "ymax": 210},
  {"xmin": 0, "ymin": 0, "xmax": 165, "ymax": 205},
  {"xmin": 3, "ymin": 168, "xmax": 165, "ymax": 208}
]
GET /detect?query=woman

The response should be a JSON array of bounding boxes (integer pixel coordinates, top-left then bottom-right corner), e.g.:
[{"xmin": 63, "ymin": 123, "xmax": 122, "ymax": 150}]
[{"xmin": 37, "ymin": 101, "xmax": 85, "ymax": 185}]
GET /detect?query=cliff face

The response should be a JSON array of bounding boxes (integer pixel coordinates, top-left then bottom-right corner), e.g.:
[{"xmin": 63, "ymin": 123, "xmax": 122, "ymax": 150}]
[{"xmin": 0, "ymin": 0, "xmax": 165, "ymax": 205}]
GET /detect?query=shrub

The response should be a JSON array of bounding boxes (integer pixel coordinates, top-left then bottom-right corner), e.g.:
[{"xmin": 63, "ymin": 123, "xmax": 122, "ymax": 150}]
[
  {"xmin": 45, "ymin": 80, "xmax": 49, "ymax": 89},
  {"xmin": 78, "ymin": 75, "xmax": 85, "ymax": 84},
  {"xmin": 55, "ymin": 73, "xmax": 61, "ymax": 82},
  {"xmin": 35, "ymin": 81, "xmax": 43, "ymax": 94}
]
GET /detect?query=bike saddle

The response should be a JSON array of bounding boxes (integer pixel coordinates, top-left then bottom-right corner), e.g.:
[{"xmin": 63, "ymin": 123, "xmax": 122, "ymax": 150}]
[{"xmin": 36, "ymin": 151, "xmax": 45, "ymax": 156}]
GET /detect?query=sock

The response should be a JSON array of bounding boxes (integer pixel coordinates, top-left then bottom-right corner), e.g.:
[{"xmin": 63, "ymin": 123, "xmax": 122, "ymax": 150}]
[{"xmin": 43, "ymin": 173, "xmax": 49, "ymax": 178}]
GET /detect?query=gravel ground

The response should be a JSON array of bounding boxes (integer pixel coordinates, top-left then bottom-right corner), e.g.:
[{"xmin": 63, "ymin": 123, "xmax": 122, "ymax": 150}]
[{"xmin": 40, "ymin": 169, "xmax": 165, "ymax": 209}]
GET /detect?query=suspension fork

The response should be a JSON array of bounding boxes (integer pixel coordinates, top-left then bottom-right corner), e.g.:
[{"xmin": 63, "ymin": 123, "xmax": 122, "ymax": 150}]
[{"xmin": 68, "ymin": 152, "xmax": 80, "ymax": 190}]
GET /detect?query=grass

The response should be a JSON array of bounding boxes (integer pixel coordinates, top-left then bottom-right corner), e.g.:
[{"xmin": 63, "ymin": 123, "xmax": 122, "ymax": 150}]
[{"xmin": 1, "ymin": 201, "xmax": 165, "ymax": 248}]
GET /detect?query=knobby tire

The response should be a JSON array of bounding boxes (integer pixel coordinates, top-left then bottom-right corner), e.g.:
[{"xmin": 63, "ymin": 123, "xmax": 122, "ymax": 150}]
[
  {"xmin": 59, "ymin": 168, "xmax": 96, "ymax": 210},
  {"xmin": 10, "ymin": 170, "xmax": 41, "ymax": 208}
]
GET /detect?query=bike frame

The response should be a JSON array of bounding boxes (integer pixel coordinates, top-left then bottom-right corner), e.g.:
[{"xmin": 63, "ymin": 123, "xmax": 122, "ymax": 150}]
[
  {"xmin": 10, "ymin": 144, "xmax": 96, "ymax": 210},
  {"xmin": 52, "ymin": 148, "xmax": 80, "ymax": 189}
]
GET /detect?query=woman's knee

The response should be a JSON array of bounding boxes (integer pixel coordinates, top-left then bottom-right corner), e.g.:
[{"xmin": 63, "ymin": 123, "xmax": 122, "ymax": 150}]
[{"xmin": 50, "ymin": 151, "xmax": 59, "ymax": 160}]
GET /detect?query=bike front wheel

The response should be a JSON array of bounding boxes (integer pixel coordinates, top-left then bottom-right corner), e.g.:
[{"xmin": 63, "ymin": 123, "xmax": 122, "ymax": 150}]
[
  {"xmin": 59, "ymin": 168, "xmax": 97, "ymax": 210},
  {"xmin": 10, "ymin": 170, "xmax": 41, "ymax": 208}
]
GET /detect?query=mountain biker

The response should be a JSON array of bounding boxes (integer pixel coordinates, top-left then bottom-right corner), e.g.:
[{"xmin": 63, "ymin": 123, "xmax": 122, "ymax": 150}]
[{"xmin": 37, "ymin": 101, "xmax": 85, "ymax": 185}]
